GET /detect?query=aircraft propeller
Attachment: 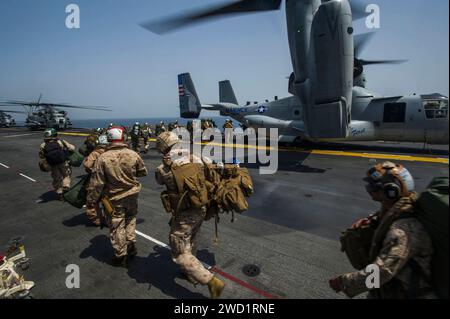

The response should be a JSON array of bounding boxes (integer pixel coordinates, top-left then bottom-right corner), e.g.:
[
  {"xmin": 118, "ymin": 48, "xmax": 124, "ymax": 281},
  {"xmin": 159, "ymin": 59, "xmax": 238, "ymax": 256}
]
[{"xmin": 353, "ymin": 32, "xmax": 407, "ymax": 78}]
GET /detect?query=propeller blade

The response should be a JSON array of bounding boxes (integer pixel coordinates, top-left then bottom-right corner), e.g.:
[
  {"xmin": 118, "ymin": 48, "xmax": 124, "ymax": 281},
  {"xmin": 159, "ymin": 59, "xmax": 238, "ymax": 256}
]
[
  {"xmin": 354, "ymin": 32, "xmax": 376, "ymax": 57},
  {"xmin": 349, "ymin": 0, "xmax": 368, "ymax": 21},
  {"xmin": 360, "ymin": 59, "xmax": 408, "ymax": 66},
  {"xmin": 141, "ymin": 0, "xmax": 282, "ymax": 34}
]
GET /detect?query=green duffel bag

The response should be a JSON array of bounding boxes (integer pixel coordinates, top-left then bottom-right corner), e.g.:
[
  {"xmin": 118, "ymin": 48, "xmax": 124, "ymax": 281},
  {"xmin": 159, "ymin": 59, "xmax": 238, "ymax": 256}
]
[
  {"xmin": 61, "ymin": 141, "xmax": 85, "ymax": 167},
  {"xmin": 63, "ymin": 174, "xmax": 90, "ymax": 209},
  {"xmin": 416, "ymin": 177, "xmax": 449, "ymax": 299}
]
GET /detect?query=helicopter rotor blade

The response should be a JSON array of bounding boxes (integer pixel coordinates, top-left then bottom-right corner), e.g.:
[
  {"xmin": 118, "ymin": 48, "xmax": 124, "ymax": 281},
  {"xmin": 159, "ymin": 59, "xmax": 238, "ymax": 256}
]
[
  {"xmin": 0, "ymin": 110, "xmax": 27, "ymax": 114},
  {"xmin": 141, "ymin": 0, "xmax": 282, "ymax": 34},
  {"xmin": 40, "ymin": 103, "xmax": 112, "ymax": 111}
]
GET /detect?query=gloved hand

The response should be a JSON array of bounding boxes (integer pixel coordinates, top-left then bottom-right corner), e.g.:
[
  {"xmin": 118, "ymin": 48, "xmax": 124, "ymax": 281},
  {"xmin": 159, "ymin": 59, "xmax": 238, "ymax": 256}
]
[
  {"xmin": 329, "ymin": 276, "xmax": 343, "ymax": 293},
  {"xmin": 351, "ymin": 218, "xmax": 370, "ymax": 229}
]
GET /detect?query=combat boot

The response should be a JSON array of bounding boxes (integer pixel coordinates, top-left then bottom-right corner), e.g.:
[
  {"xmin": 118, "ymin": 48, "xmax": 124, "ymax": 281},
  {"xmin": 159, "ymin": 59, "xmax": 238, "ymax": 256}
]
[
  {"xmin": 207, "ymin": 277, "xmax": 225, "ymax": 299},
  {"xmin": 111, "ymin": 256, "xmax": 127, "ymax": 268},
  {"xmin": 127, "ymin": 243, "xmax": 137, "ymax": 258}
]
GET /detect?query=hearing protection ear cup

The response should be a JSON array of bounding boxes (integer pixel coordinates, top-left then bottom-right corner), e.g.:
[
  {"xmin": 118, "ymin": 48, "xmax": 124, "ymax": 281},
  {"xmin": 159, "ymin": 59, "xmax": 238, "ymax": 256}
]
[{"xmin": 383, "ymin": 183, "xmax": 401, "ymax": 200}]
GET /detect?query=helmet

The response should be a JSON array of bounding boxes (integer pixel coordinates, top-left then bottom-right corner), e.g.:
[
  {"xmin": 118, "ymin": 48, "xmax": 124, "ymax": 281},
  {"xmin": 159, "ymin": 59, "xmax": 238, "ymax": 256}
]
[
  {"xmin": 135, "ymin": 122, "xmax": 140, "ymax": 126},
  {"xmin": 156, "ymin": 131, "xmax": 180, "ymax": 153},
  {"xmin": 107, "ymin": 126, "xmax": 126, "ymax": 143},
  {"xmin": 95, "ymin": 128, "xmax": 102, "ymax": 133},
  {"xmin": 44, "ymin": 128, "xmax": 57, "ymax": 139},
  {"xmin": 364, "ymin": 161, "xmax": 415, "ymax": 200},
  {"xmin": 97, "ymin": 134, "xmax": 109, "ymax": 146}
]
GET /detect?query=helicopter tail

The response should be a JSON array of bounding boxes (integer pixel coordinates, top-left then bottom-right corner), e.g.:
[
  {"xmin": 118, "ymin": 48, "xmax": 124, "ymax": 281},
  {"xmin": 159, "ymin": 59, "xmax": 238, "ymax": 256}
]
[{"xmin": 178, "ymin": 73, "xmax": 202, "ymax": 119}]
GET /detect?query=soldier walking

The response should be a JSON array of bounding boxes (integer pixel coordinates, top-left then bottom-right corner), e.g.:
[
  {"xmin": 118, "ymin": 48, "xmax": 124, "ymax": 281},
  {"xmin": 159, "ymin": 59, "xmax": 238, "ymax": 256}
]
[
  {"xmin": 329, "ymin": 162, "xmax": 437, "ymax": 299},
  {"xmin": 39, "ymin": 128, "xmax": 76, "ymax": 200},
  {"xmin": 155, "ymin": 131, "xmax": 225, "ymax": 299},
  {"xmin": 88, "ymin": 126, "xmax": 148, "ymax": 267},
  {"xmin": 83, "ymin": 134, "xmax": 109, "ymax": 227}
]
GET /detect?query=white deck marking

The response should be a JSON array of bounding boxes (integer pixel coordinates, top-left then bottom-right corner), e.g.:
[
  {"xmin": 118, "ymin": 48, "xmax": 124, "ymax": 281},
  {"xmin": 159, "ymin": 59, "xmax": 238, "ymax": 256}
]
[
  {"xmin": 19, "ymin": 173, "xmax": 36, "ymax": 182},
  {"xmin": 0, "ymin": 162, "xmax": 10, "ymax": 169},
  {"xmin": 135, "ymin": 230, "xmax": 170, "ymax": 249},
  {"xmin": 134, "ymin": 230, "xmax": 212, "ymax": 269},
  {"xmin": 3, "ymin": 133, "xmax": 36, "ymax": 138}
]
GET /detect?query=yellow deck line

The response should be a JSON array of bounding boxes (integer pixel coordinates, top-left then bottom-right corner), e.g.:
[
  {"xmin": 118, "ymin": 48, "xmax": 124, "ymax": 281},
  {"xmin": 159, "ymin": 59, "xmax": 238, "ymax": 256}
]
[{"xmin": 59, "ymin": 132, "xmax": 448, "ymax": 165}]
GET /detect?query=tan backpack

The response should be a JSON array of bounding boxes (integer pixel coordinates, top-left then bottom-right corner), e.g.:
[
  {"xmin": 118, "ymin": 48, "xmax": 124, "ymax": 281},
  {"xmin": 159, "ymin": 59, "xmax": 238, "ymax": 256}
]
[
  {"xmin": 214, "ymin": 165, "xmax": 254, "ymax": 214},
  {"xmin": 171, "ymin": 162, "xmax": 210, "ymax": 213}
]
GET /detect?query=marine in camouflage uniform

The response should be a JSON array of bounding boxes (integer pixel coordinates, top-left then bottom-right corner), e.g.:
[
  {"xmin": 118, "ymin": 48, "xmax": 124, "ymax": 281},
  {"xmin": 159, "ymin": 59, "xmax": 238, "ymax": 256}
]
[
  {"xmin": 223, "ymin": 119, "xmax": 234, "ymax": 145},
  {"xmin": 155, "ymin": 131, "xmax": 225, "ymax": 299},
  {"xmin": 141, "ymin": 123, "xmax": 152, "ymax": 154},
  {"xmin": 88, "ymin": 127, "xmax": 148, "ymax": 266},
  {"xmin": 83, "ymin": 135, "xmax": 108, "ymax": 226},
  {"xmin": 39, "ymin": 129, "xmax": 76, "ymax": 198},
  {"xmin": 130, "ymin": 122, "xmax": 142, "ymax": 152},
  {"xmin": 330, "ymin": 162, "xmax": 436, "ymax": 299}
]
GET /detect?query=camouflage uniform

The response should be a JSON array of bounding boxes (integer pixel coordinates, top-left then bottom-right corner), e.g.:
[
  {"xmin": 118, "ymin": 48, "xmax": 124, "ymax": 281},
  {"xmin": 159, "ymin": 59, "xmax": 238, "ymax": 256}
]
[
  {"xmin": 84, "ymin": 146, "xmax": 107, "ymax": 225},
  {"xmin": 39, "ymin": 139, "xmax": 75, "ymax": 195},
  {"xmin": 88, "ymin": 143, "xmax": 148, "ymax": 258},
  {"xmin": 339, "ymin": 196, "xmax": 436, "ymax": 299},
  {"xmin": 223, "ymin": 121, "xmax": 234, "ymax": 144},
  {"xmin": 141, "ymin": 125, "xmax": 152, "ymax": 153},
  {"xmin": 155, "ymin": 149, "xmax": 214, "ymax": 285}
]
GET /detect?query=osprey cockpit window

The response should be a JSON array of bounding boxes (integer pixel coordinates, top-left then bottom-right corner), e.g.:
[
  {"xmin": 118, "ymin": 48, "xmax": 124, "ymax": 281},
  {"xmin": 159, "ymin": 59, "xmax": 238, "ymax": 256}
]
[{"xmin": 423, "ymin": 99, "xmax": 449, "ymax": 119}]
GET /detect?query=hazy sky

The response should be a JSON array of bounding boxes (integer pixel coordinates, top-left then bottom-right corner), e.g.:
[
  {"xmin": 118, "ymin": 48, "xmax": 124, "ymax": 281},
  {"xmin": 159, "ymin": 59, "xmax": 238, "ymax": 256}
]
[{"xmin": 0, "ymin": 0, "xmax": 448, "ymax": 120}]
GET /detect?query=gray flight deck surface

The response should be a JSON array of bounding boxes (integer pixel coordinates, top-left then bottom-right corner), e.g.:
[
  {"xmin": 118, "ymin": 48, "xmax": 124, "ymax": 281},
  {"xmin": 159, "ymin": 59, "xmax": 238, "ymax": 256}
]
[{"xmin": 0, "ymin": 127, "xmax": 448, "ymax": 299}]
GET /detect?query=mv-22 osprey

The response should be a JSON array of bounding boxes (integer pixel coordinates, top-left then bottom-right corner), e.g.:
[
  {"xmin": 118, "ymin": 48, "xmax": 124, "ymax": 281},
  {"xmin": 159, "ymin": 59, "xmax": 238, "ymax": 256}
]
[{"xmin": 144, "ymin": 0, "xmax": 449, "ymax": 145}]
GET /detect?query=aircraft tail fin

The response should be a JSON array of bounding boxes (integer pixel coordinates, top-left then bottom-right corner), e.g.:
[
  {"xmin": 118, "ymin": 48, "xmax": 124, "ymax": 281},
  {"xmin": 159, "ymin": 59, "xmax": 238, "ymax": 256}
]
[
  {"xmin": 178, "ymin": 73, "xmax": 202, "ymax": 118},
  {"xmin": 219, "ymin": 80, "xmax": 238, "ymax": 105}
]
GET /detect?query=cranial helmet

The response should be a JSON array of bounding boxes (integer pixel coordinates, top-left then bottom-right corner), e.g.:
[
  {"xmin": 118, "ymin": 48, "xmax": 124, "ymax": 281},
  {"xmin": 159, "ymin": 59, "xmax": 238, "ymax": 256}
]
[
  {"xmin": 156, "ymin": 131, "xmax": 180, "ymax": 153},
  {"xmin": 107, "ymin": 126, "xmax": 126, "ymax": 143},
  {"xmin": 44, "ymin": 128, "xmax": 57, "ymax": 139},
  {"xmin": 97, "ymin": 134, "xmax": 109, "ymax": 146},
  {"xmin": 364, "ymin": 161, "xmax": 415, "ymax": 200}
]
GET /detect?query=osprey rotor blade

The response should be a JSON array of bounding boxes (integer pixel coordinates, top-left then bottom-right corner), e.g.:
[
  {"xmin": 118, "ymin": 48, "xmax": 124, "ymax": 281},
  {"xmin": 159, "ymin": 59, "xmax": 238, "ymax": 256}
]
[
  {"xmin": 354, "ymin": 32, "xmax": 376, "ymax": 57},
  {"xmin": 359, "ymin": 59, "xmax": 409, "ymax": 66},
  {"xmin": 349, "ymin": 0, "xmax": 368, "ymax": 21},
  {"xmin": 141, "ymin": 0, "xmax": 282, "ymax": 34}
]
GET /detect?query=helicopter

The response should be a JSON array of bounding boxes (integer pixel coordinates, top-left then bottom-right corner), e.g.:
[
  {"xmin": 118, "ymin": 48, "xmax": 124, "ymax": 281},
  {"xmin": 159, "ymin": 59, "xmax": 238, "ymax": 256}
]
[
  {"xmin": 142, "ymin": 0, "xmax": 449, "ymax": 144},
  {"xmin": 0, "ymin": 95, "xmax": 110, "ymax": 130},
  {"xmin": 0, "ymin": 110, "xmax": 25, "ymax": 128}
]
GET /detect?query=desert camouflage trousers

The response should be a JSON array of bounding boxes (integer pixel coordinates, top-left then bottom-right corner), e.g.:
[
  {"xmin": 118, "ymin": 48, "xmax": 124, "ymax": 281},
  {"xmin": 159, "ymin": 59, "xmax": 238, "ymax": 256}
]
[
  {"xmin": 109, "ymin": 195, "xmax": 138, "ymax": 258},
  {"xmin": 170, "ymin": 208, "xmax": 214, "ymax": 285},
  {"xmin": 85, "ymin": 201, "xmax": 103, "ymax": 225},
  {"xmin": 51, "ymin": 163, "xmax": 72, "ymax": 195}
]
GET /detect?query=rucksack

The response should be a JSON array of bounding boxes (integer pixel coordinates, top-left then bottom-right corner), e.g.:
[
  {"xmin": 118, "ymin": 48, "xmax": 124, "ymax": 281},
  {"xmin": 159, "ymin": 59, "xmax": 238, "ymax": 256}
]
[
  {"xmin": 171, "ymin": 162, "xmax": 210, "ymax": 213},
  {"xmin": 43, "ymin": 140, "xmax": 67, "ymax": 166},
  {"xmin": 214, "ymin": 165, "xmax": 254, "ymax": 214},
  {"xmin": 415, "ymin": 177, "xmax": 449, "ymax": 299}
]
